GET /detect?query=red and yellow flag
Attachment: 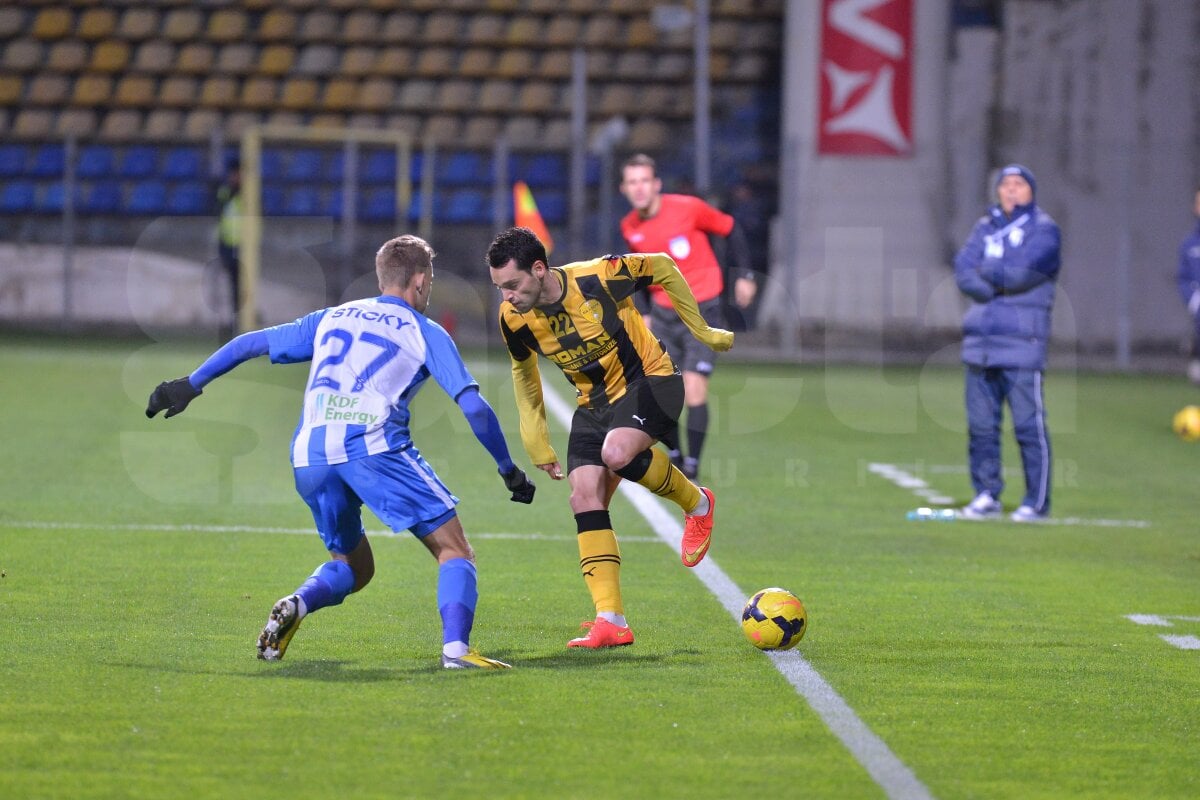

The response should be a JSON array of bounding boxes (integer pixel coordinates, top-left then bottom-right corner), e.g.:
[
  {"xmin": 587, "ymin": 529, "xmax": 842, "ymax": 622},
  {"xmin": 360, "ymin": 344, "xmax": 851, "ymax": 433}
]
[{"xmin": 513, "ymin": 180, "xmax": 554, "ymax": 254}]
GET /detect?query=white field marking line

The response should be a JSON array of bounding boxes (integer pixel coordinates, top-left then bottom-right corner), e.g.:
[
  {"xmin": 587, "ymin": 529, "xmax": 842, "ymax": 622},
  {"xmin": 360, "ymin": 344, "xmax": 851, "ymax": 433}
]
[
  {"xmin": 1124, "ymin": 614, "xmax": 1200, "ymax": 651},
  {"xmin": 867, "ymin": 462, "xmax": 1151, "ymax": 529},
  {"xmin": 4, "ymin": 520, "xmax": 661, "ymax": 543},
  {"xmin": 540, "ymin": 385, "xmax": 934, "ymax": 800}
]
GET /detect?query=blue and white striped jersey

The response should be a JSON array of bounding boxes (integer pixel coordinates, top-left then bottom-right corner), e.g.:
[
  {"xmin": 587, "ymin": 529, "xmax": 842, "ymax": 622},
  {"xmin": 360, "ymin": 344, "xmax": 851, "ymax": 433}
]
[{"xmin": 265, "ymin": 295, "xmax": 477, "ymax": 468}]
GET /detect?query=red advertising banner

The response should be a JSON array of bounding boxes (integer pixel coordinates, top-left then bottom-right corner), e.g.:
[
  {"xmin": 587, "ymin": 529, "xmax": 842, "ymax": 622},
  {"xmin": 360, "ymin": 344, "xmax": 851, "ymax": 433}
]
[{"xmin": 818, "ymin": 0, "xmax": 913, "ymax": 156}]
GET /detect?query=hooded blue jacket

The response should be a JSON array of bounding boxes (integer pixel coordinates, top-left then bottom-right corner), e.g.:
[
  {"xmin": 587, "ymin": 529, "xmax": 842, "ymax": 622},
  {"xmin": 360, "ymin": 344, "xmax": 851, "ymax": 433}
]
[{"xmin": 954, "ymin": 166, "xmax": 1061, "ymax": 369}]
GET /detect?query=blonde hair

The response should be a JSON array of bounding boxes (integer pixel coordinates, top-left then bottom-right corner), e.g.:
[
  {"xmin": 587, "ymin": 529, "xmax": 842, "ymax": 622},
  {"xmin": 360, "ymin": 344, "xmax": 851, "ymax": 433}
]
[{"xmin": 375, "ymin": 235, "xmax": 434, "ymax": 290}]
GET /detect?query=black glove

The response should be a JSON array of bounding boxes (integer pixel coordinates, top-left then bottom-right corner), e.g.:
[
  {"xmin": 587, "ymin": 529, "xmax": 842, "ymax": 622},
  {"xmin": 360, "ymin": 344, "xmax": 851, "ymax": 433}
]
[
  {"xmin": 501, "ymin": 465, "xmax": 536, "ymax": 504},
  {"xmin": 146, "ymin": 377, "xmax": 202, "ymax": 419}
]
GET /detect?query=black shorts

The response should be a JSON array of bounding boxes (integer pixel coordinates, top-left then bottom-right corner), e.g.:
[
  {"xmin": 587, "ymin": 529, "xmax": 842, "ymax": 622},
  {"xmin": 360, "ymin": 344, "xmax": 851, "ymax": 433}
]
[
  {"xmin": 566, "ymin": 374, "xmax": 684, "ymax": 472},
  {"xmin": 649, "ymin": 299, "xmax": 725, "ymax": 375}
]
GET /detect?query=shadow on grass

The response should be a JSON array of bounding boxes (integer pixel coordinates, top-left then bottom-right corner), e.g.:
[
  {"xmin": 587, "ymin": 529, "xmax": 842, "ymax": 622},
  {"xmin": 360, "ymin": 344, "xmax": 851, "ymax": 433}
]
[{"xmin": 105, "ymin": 658, "xmax": 432, "ymax": 683}]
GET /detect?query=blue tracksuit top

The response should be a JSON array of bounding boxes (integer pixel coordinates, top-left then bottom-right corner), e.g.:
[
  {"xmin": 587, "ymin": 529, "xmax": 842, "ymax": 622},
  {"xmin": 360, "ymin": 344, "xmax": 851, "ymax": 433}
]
[
  {"xmin": 1176, "ymin": 220, "xmax": 1200, "ymax": 310},
  {"xmin": 954, "ymin": 201, "xmax": 1062, "ymax": 369}
]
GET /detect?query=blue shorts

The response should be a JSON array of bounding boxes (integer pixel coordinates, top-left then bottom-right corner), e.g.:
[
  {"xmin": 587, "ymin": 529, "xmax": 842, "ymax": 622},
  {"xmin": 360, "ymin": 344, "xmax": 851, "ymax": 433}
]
[{"xmin": 293, "ymin": 445, "xmax": 460, "ymax": 555}]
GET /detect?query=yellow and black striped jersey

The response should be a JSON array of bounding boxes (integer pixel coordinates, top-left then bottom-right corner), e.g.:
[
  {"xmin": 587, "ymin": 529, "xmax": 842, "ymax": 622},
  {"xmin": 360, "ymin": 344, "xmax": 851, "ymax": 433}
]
[{"xmin": 499, "ymin": 254, "xmax": 678, "ymax": 408}]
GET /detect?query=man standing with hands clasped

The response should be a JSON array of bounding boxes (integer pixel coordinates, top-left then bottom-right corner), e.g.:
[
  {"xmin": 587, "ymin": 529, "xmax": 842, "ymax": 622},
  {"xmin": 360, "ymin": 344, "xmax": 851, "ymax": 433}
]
[{"xmin": 955, "ymin": 164, "xmax": 1061, "ymax": 523}]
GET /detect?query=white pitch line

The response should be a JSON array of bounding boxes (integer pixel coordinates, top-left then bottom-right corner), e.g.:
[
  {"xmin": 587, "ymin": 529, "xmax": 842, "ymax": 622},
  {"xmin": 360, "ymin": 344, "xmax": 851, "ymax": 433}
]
[
  {"xmin": 540, "ymin": 385, "xmax": 933, "ymax": 800},
  {"xmin": 867, "ymin": 462, "xmax": 1151, "ymax": 529}
]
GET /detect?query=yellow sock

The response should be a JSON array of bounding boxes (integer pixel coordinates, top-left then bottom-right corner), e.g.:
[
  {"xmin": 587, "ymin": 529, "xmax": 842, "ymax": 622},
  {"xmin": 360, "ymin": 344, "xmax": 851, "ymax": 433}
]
[
  {"xmin": 577, "ymin": 527, "xmax": 623, "ymax": 616},
  {"xmin": 636, "ymin": 447, "xmax": 701, "ymax": 512}
]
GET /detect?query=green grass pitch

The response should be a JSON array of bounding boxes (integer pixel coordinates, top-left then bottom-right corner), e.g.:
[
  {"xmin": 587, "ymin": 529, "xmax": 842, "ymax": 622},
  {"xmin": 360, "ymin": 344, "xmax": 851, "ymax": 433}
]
[{"xmin": 1, "ymin": 332, "xmax": 1197, "ymax": 799}]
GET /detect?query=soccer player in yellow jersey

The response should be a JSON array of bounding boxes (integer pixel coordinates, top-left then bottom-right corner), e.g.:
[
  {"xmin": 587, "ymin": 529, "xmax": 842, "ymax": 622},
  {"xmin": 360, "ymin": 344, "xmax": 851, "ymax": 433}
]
[{"xmin": 487, "ymin": 226, "xmax": 733, "ymax": 648}]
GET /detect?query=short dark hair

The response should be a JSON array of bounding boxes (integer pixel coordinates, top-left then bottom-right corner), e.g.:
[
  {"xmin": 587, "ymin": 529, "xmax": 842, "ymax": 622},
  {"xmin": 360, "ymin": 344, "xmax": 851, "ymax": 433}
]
[
  {"xmin": 622, "ymin": 153, "xmax": 657, "ymax": 175},
  {"xmin": 486, "ymin": 227, "xmax": 547, "ymax": 272}
]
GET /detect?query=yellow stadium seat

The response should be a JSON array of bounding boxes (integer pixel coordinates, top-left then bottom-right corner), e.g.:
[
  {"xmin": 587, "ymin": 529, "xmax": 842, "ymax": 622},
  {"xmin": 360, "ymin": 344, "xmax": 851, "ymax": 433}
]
[
  {"xmin": 159, "ymin": 76, "xmax": 198, "ymax": 106},
  {"xmin": 216, "ymin": 43, "xmax": 256, "ymax": 75},
  {"xmin": 199, "ymin": 76, "xmax": 238, "ymax": 107},
  {"xmin": 495, "ymin": 50, "xmax": 535, "ymax": 79},
  {"xmin": 99, "ymin": 110, "xmax": 143, "ymax": 141},
  {"xmin": 373, "ymin": 48, "xmax": 413, "ymax": 77},
  {"xmin": 505, "ymin": 16, "xmax": 542, "ymax": 45},
  {"xmin": 162, "ymin": 9, "xmax": 202, "ymax": 42},
  {"xmin": 339, "ymin": 46, "xmax": 376, "ymax": 77},
  {"xmin": 322, "ymin": 78, "xmax": 357, "ymax": 110},
  {"xmin": 342, "ymin": 11, "xmax": 379, "ymax": 44},
  {"xmin": 310, "ymin": 113, "xmax": 346, "ymax": 130},
  {"xmin": 4, "ymin": 40, "xmax": 43, "ymax": 72},
  {"xmin": 48, "ymin": 40, "xmax": 89, "ymax": 73},
  {"xmin": 176, "ymin": 43, "xmax": 215, "ymax": 75},
  {"xmin": 542, "ymin": 17, "xmax": 578, "ymax": 47},
  {"xmin": 208, "ymin": 10, "xmax": 249, "ymax": 43},
  {"xmin": 113, "ymin": 75, "xmax": 155, "ymax": 107},
  {"xmin": 144, "ymin": 109, "xmax": 183, "ymax": 140},
  {"xmin": 731, "ymin": 52, "xmax": 768, "ymax": 81},
  {"xmin": 89, "ymin": 40, "xmax": 131, "ymax": 73},
  {"xmin": 415, "ymin": 48, "xmax": 453, "ymax": 77},
  {"xmin": 0, "ymin": 75, "xmax": 23, "ymax": 105},
  {"xmin": 56, "ymin": 108, "xmax": 99, "ymax": 138},
  {"xmin": 258, "ymin": 9, "xmax": 298, "ymax": 41},
  {"xmin": 357, "ymin": 77, "xmax": 396, "ymax": 111},
  {"xmin": 258, "ymin": 44, "xmax": 296, "ymax": 76},
  {"xmin": 278, "ymin": 77, "xmax": 317, "ymax": 110},
  {"xmin": 710, "ymin": 19, "xmax": 739, "ymax": 49},
  {"xmin": 596, "ymin": 83, "xmax": 636, "ymax": 116},
  {"xmin": 299, "ymin": 10, "xmax": 338, "ymax": 41},
  {"xmin": 477, "ymin": 79, "xmax": 515, "ymax": 112},
  {"xmin": 626, "ymin": 18, "xmax": 656, "ymax": 48},
  {"xmin": 133, "ymin": 41, "xmax": 174, "ymax": 74},
  {"xmin": 458, "ymin": 49, "xmax": 494, "ymax": 78},
  {"xmin": 29, "ymin": 75, "xmax": 70, "ymax": 105},
  {"xmin": 118, "ymin": 8, "xmax": 159, "ymax": 41},
  {"xmin": 516, "ymin": 81, "xmax": 557, "ymax": 114},
  {"xmin": 242, "ymin": 77, "xmax": 281, "ymax": 110},
  {"xmin": 628, "ymin": 118, "xmax": 669, "ymax": 151},
  {"xmin": 14, "ymin": 109, "xmax": 55, "ymax": 138},
  {"xmin": 77, "ymin": 8, "xmax": 116, "ymax": 41},
  {"xmin": 583, "ymin": 15, "xmax": 621, "ymax": 46},
  {"xmin": 536, "ymin": 50, "xmax": 571, "ymax": 79},
  {"xmin": 33, "ymin": 8, "xmax": 72, "ymax": 41},
  {"xmin": 71, "ymin": 74, "xmax": 113, "ymax": 107}
]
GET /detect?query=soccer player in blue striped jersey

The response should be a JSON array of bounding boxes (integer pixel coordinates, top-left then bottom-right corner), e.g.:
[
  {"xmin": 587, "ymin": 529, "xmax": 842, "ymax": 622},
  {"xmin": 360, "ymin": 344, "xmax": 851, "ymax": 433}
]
[{"xmin": 147, "ymin": 235, "xmax": 535, "ymax": 669}]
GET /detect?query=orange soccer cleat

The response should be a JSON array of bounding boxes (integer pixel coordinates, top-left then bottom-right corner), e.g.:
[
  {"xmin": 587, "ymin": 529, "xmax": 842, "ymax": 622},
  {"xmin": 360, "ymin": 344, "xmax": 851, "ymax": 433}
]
[
  {"xmin": 567, "ymin": 617, "xmax": 635, "ymax": 648},
  {"xmin": 681, "ymin": 487, "xmax": 715, "ymax": 567}
]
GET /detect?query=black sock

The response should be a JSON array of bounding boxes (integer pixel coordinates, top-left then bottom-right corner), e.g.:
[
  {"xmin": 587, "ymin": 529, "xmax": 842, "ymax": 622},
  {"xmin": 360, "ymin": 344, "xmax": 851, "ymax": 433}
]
[{"xmin": 686, "ymin": 403, "xmax": 708, "ymax": 462}]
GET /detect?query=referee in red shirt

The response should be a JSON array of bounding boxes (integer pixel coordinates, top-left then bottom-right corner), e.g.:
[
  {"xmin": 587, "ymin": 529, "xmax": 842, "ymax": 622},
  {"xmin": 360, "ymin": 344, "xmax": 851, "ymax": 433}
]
[{"xmin": 619, "ymin": 154, "xmax": 757, "ymax": 481}]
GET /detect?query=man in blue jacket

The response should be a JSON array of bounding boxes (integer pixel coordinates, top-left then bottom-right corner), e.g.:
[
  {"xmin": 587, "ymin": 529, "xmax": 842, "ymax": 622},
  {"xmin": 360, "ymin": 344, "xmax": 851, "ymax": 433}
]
[
  {"xmin": 954, "ymin": 164, "xmax": 1061, "ymax": 522},
  {"xmin": 1176, "ymin": 187, "xmax": 1200, "ymax": 384}
]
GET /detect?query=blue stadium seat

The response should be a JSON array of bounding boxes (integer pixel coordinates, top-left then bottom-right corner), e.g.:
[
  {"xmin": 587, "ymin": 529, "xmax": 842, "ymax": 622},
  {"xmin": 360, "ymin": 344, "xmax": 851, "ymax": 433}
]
[
  {"xmin": 283, "ymin": 186, "xmax": 322, "ymax": 216},
  {"xmin": 409, "ymin": 151, "xmax": 423, "ymax": 182},
  {"xmin": 77, "ymin": 145, "xmax": 116, "ymax": 179},
  {"xmin": 522, "ymin": 153, "xmax": 566, "ymax": 189},
  {"xmin": 81, "ymin": 181, "xmax": 121, "ymax": 214},
  {"xmin": 362, "ymin": 187, "xmax": 395, "ymax": 221},
  {"xmin": 326, "ymin": 151, "xmax": 345, "ymax": 184},
  {"xmin": 0, "ymin": 145, "xmax": 26, "ymax": 178},
  {"xmin": 127, "ymin": 180, "xmax": 167, "ymax": 215},
  {"xmin": 167, "ymin": 182, "xmax": 208, "ymax": 215},
  {"xmin": 37, "ymin": 183, "xmax": 78, "ymax": 213},
  {"xmin": 536, "ymin": 190, "xmax": 566, "ymax": 224},
  {"xmin": 363, "ymin": 150, "xmax": 396, "ymax": 184},
  {"xmin": 0, "ymin": 181, "xmax": 36, "ymax": 213},
  {"xmin": 286, "ymin": 150, "xmax": 323, "ymax": 182},
  {"xmin": 162, "ymin": 147, "xmax": 203, "ymax": 180},
  {"xmin": 29, "ymin": 144, "xmax": 66, "ymax": 178},
  {"xmin": 443, "ymin": 188, "xmax": 488, "ymax": 224},
  {"xmin": 261, "ymin": 185, "xmax": 285, "ymax": 216},
  {"xmin": 260, "ymin": 150, "xmax": 284, "ymax": 181},
  {"xmin": 437, "ymin": 152, "xmax": 486, "ymax": 186},
  {"xmin": 120, "ymin": 146, "xmax": 158, "ymax": 179}
]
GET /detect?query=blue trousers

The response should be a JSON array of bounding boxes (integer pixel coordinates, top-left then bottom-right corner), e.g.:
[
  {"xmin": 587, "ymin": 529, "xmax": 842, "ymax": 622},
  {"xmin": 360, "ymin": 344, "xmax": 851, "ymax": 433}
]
[{"xmin": 964, "ymin": 366, "xmax": 1052, "ymax": 514}]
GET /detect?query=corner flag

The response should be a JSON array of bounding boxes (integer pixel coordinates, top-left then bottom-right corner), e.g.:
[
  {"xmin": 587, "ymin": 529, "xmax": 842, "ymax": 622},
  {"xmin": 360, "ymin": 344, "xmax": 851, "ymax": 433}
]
[{"xmin": 513, "ymin": 180, "xmax": 554, "ymax": 254}]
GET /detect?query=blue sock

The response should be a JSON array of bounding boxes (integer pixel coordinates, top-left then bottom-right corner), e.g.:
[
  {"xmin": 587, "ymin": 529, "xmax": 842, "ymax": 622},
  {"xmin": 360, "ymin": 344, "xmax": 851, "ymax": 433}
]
[
  {"xmin": 438, "ymin": 558, "xmax": 478, "ymax": 649},
  {"xmin": 295, "ymin": 560, "xmax": 355, "ymax": 615}
]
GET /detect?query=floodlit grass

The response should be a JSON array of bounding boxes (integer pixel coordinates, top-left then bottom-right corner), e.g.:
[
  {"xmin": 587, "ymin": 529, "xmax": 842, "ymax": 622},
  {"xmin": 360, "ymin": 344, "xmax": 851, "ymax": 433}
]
[{"xmin": 1, "ymin": 332, "xmax": 1197, "ymax": 799}]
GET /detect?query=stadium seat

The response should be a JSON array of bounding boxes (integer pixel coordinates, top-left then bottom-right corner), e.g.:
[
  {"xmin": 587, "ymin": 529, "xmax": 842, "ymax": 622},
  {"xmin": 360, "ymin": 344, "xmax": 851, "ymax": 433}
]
[
  {"xmin": 113, "ymin": 75, "xmax": 155, "ymax": 107},
  {"xmin": 396, "ymin": 79, "xmax": 434, "ymax": 110},
  {"xmin": 522, "ymin": 153, "xmax": 566, "ymax": 188},
  {"xmin": 437, "ymin": 152, "xmax": 487, "ymax": 186},
  {"xmin": 199, "ymin": 77, "xmax": 238, "ymax": 107},
  {"xmin": 33, "ymin": 8, "xmax": 72, "ymax": 40},
  {"xmin": 461, "ymin": 117, "xmax": 501, "ymax": 149},
  {"xmin": 162, "ymin": 147, "xmax": 203, "ymax": 180},
  {"xmin": 260, "ymin": 150, "xmax": 284, "ymax": 181},
  {"xmin": 443, "ymin": 189, "xmax": 488, "ymax": 224},
  {"xmin": 216, "ymin": 43, "xmax": 256, "ymax": 74},
  {"xmin": 29, "ymin": 75, "xmax": 71, "ymax": 106},
  {"xmin": 505, "ymin": 16, "xmax": 542, "ymax": 45},
  {"xmin": 78, "ymin": 8, "xmax": 116, "ymax": 41},
  {"xmin": 342, "ymin": 11, "xmax": 380, "ymax": 44},
  {"xmin": 133, "ymin": 41, "xmax": 174, "ymax": 74},
  {"xmin": 118, "ymin": 8, "xmax": 159, "ymax": 41},
  {"xmin": 458, "ymin": 49, "xmax": 494, "ymax": 78},
  {"xmin": 535, "ymin": 190, "xmax": 566, "ymax": 224},
  {"xmin": 0, "ymin": 75, "xmax": 19, "ymax": 106},
  {"xmin": 438, "ymin": 80, "xmax": 476, "ymax": 113},
  {"xmin": 0, "ymin": 145, "xmax": 27, "ymax": 178},
  {"xmin": 258, "ymin": 9, "xmax": 299, "ymax": 41},
  {"xmin": 57, "ymin": 109, "xmax": 99, "ymax": 139},
  {"xmin": 48, "ymin": 40, "xmax": 88, "ymax": 73},
  {"xmin": 3, "ymin": 40, "xmax": 42, "ymax": 73},
  {"xmin": 362, "ymin": 187, "xmax": 395, "ymax": 221},
  {"xmin": 163, "ymin": 9, "xmax": 203, "ymax": 43},
  {"xmin": 615, "ymin": 51, "xmax": 652, "ymax": 80},
  {"xmin": 77, "ymin": 145, "xmax": 115, "ymax": 179},
  {"xmin": 415, "ymin": 48, "xmax": 454, "ymax": 77},
  {"xmin": 465, "ymin": 15, "xmax": 504, "ymax": 44},
  {"xmin": 517, "ymin": 81, "xmax": 557, "ymax": 113},
  {"xmin": 259, "ymin": 44, "xmax": 297, "ymax": 76},
  {"xmin": 536, "ymin": 50, "xmax": 571, "ymax": 79},
  {"xmin": 543, "ymin": 17, "xmax": 580, "ymax": 46},
  {"xmin": 322, "ymin": 78, "xmax": 356, "ymax": 110},
  {"xmin": 381, "ymin": 12, "xmax": 419, "ymax": 40},
  {"xmin": 38, "ymin": 183, "xmax": 79, "ymax": 214},
  {"xmin": 296, "ymin": 44, "xmax": 338, "ymax": 75},
  {"xmin": 286, "ymin": 150, "xmax": 323, "ymax": 182},
  {"xmin": 495, "ymin": 50, "xmax": 535, "ymax": 79},
  {"xmin": 207, "ymin": 10, "xmax": 249, "ymax": 43},
  {"xmin": 14, "ymin": 110, "xmax": 54, "ymax": 138},
  {"xmin": 167, "ymin": 182, "xmax": 209, "ymax": 215},
  {"xmin": 0, "ymin": 181, "xmax": 37, "ymax": 214},
  {"xmin": 283, "ymin": 187, "xmax": 322, "ymax": 216},
  {"xmin": 127, "ymin": 180, "xmax": 167, "ymax": 215},
  {"xmin": 502, "ymin": 116, "xmax": 541, "ymax": 145},
  {"xmin": 119, "ymin": 146, "xmax": 157, "ymax": 179},
  {"xmin": 339, "ymin": 46, "xmax": 375, "ymax": 77},
  {"xmin": 373, "ymin": 49, "xmax": 413, "ymax": 77},
  {"xmin": 183, "ymin": 109, "xmax": 222, "ymax": 140},
  {"xmin": 0, "ymin": 7, "xmax": 22, "ymax": 39},
  {"xmin": 261, "ymin": 185, "xmax": 285, "ymax": 216},
  {"xmin": 597, "ymin": 83, "xmax": 637, "ymax": 116},
  {"xmin": 144, "ymin": 109, "xmax": 183, "ymax": 139},
  {"xmin": 478, "ymin": 80, "xmax": 515, "ymax": 112},
  {"xmin": 363, "ymin": 150, "xmax": 396, "ymax": 183},
  {"xmin": 159, "ymin": 76, "xmax": 198, "ymax": 106},
  {"xmin": 29, "ymin": 144, "xmax": 65, "ymax": 178},
  {"xmin": 279, "ymin": 77, "xmax": 317, "ymax": 110},
  {"xmin": 423, "ymin": 12, "xmax": 461, "ymax": 44},
  {"xmin": 99, "ymin": 110, "xmax": 142, "ymax": 141},
  {"xmin": 242, "ymin": 77, "xmax": 280, "ymax": 110},
  {"xmin": 81, "ymin": 181, "xmax": 121, "ymax": 215},
  {"xmin": 176, "ymin": 43, "xmax": 215, "ymax": 74},
  {"xmin": 72, "ymin": 74, "xmax": 113, "ymax": 107},
  {"xmin": 299, "ymin": 10, "xmax": 339, "ymax": 41}
]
